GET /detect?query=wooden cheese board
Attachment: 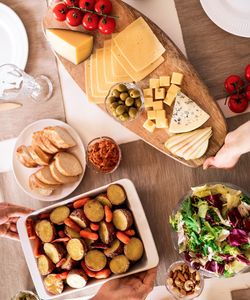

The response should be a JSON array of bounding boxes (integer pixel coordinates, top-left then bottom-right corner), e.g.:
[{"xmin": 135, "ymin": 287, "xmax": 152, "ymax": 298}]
[{"xmin": 43, "ymin": 0, "xmax": 227, "ymax": 168}]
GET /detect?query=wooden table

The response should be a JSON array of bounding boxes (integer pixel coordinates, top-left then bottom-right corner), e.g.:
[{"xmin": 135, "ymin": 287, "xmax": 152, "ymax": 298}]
[{"xmin": 0, "ymin": 113, "xmax": 249, "ymax": 299}]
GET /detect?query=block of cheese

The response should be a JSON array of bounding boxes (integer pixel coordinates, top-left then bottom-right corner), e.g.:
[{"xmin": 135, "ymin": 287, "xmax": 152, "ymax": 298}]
[
  {"xmin": 155, "ymin": 110, "xmax": 166, "ymax": 120},
  {"xmin": 155, "ymin": 88, "xmax": 165, "ymax": 100},
  {"xmin": 147, "ymin": 110, "xmax": 156, "ymax": 120},
  {"xmin": 143, "ymin": 88, "xmax": 154, "ymax": 98},
  {"xmin": 149, "ymin": 78, "xmax": 160, "ymax": 89},
  {"xmin": 153, "ymin": 101, "xmax": 163, "ymax": 110},
  {"xmin": 156, "ymin": 118, "xmax": 168, "ymax": 129},
  {"xmin": 113, "ymin": 17, "xmax": 165, "ymax": 72},
  {"xmin": 111, "ymin": 41, "xmax": 164, "ymax": 82},
  {"xmin": 144, "ymin": 98, "xmax": 154, "ymax": 108},
  {"xmin": 46, "ymin": 29, "xmax": 93, "ymax": 65},
  {"xmin": 171, "ymin": 72, "xmax": 184, "ymax": 85},
  {"xmin": 164, "ymin": 84, "xmax": 181, "ymax": 106},
  {"xmin": 143, "ymin": 119, "xmax": 156, "ymax": 133},
  {"xmin": 160, "ymin": 76, "xmax": 170, "ymax": 87},
  {"xmin": 169, "ymin": 92, "xmax": 210, "ymax": 133}
]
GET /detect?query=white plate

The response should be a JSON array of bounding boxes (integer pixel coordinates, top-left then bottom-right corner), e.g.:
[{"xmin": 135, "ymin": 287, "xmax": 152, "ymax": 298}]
[
  {"xmin": 17, "ymin": 179, "xmax": 159, "ymax": 300},
  {"xmin": 12, "ymin": 119, "xmax": 86, "ymax": 202},
  {"xmin": 0, "ymin": 3, "xmax": 29, "ymax": 69},
  {"xmin": 200, "ymin": 0, "xmax": 250, "ymax": 37}
]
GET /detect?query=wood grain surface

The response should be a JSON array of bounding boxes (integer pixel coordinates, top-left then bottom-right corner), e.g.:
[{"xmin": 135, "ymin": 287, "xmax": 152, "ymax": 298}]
[
  {"xmin": 232, "ymin": 289, "xmax": 250, "ymax": 300},
  {"xmin": 43, "ymin": 0, "xmax": 227, "ymax": 168},
  {"xmin": 0, "ymin": 113, "xmax": 249, "ymax": 299}
]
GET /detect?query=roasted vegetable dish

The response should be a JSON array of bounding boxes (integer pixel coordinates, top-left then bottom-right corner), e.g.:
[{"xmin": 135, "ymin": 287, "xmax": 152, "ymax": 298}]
[{"xmin": 26, "ymin": 184, "xmax": 144, "ymax": 295}]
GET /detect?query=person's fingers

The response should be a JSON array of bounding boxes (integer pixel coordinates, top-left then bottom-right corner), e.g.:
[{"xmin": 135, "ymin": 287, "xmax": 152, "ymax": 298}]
[
  {"xmin": 9, "ymin": 217, "xmax": 19, "ymax": 223},
  {"xmin": 203, "ymin": 157, "xmax": 216, "ymax": 170},
  {"xmin": 0, "ymin": 223, "xmax": 9, "ymax": 236},
  {"xmin": 0, "ymin": 223, "xmax": 19, "ymax": 240},
  {"xmin": 7, "ymin": 206, "xmax": 33, "ymax": 218},
  {"xmin": 142, "ymin": 268, "xmax": 157, "ymax": 287},
  {"xmin": 10, "ymin": 223, "xmax": 17, "ymax": 232},
  {"xmin": 5, "ymin": 231, "xmax": 19, "ymax": 241}
]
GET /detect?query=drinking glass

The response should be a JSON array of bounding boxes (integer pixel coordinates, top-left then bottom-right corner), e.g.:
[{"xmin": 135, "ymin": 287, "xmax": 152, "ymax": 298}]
[{"xmin": 0, "ymin": 64, "xmax": 53, "ymax": 102}]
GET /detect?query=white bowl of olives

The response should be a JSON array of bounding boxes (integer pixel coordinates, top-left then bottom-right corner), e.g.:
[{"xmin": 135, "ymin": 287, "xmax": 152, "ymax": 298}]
[{"xmin": 105, "ymin": 83, "xmax": 144, "ymax": 122}]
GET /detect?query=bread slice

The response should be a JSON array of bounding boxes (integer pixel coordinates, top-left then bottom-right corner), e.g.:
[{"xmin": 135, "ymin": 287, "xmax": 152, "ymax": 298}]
[
  {"xmin": 35, "ymin": 166, "xmax": 61, "ymax": 185},
  {"xmin": 29, "ymin": 173, "xmax": 57, "ymax": 196},
  {"xmin": 28, "ymin": 146, "xmax": 52, "ymax": 166},
  {"xmin": 50, "ymin": 161, "xmax": 79, "ymax": 184},
  {"xmin": 32, "ymin": 131, "xmax": 53, "ymax": 154},
  {"xmin": 16, "ymin": 145, "xmax": 38, "ymax": 168},
  {"xmin": 40, "ymin": 131, "xmax": 59, "ymax": 154},
  {"xmin": 44, "ymin": 126, "xmax": 76, "ymax": 149},
  {"xmin": 54, "ymin": 152, "xmax": 82, "ymax": 176}
]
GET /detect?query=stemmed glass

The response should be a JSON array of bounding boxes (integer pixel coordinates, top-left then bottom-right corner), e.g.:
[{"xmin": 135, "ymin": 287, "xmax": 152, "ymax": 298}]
[{"xmin": 0, "ymin": 64, "xmax": 53, "ymax": 102}]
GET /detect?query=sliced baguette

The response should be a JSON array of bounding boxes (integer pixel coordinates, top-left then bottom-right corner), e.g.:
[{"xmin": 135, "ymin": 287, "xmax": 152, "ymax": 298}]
[
  {"xmin": 50, "ymin": 161, "xmax": 79, "ymax": 184},
  {"xmin": 44, "ymin": 126, "xmax": 76, "ymax": 149},
  {"xmin": 29, "ymin": 173, "xmax": 57, "ymax": 196},
  {"xmin": 40, "ymin": 131, "xmax": 59, "ymax": 154},
  {"xmin": 16, "ymin": 145, "xmax": 38, "ymax": 168},
  {"xmin": 28, "ymin": 146, "xmax": 52, "ymax": 166},
  {"xmin": 32, "ymin": 131, "xmax": 53, "ymax": 154},
  {"xmin": 36, "ymin": 166, "xmax": 61, "ymax": 185},
  {"xmin": 54, "ymin": 152, "xmax": 82, "ymax": 176}
]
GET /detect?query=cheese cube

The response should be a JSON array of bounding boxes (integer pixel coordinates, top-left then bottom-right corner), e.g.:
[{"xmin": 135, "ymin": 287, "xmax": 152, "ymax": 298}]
[
  {"xmin": 153, "ymin": 101, "xmax": 164, "ymax": 110},
  {"xmin": 143, "ymin": 119, "xmax": 156, "ymax": 133},
  {"xmin": 46, "ymin": 29, "xmax": 93, "ymax": 65},
  {"xmin": 160, "ymin": 76, "xmax": 170, "ymax": 87},
  {"xmin": 147, "ymin": 110, "xmax": 156, "ymax": 120},
  {"xmin": 156, "ymin": 118, "xmax": 168, "ymax": 129},
  {"xmin": 171, "ymin": 72, "xmax": 184, "ymax": 85},
  {"xmin": 164, "ymin": 84, "xmax": 181, "ymax": 106},
  {"xmin": 155, "ymin": 109, "xmax": 166, "ymax": 120},
  {"xmin": 155, "ymin": 88, "xmax": 165, "ymax": 100},
  {"xmin": 144, "ymin": 97, "xmax": 154, "ymax": 108},
  {"xmin": 143, "ymin": 88, "xmax": 154, "ymax": 98},
  {"xmin": 149, "ymin": 78, "xmax": 160, "ymax": 89}
]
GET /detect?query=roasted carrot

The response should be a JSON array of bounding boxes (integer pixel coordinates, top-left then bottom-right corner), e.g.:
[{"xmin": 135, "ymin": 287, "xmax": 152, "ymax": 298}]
[
  {"xmin": 116, "ymin": 232, "xmax": 131, "ymax": 245},
  {"xmin": 56, "ymin": 258, "xmax": 67, "ymax": 268},
  {"xmin": 73, "ymin": 197, "xmax": 90, "ymax": 209},
  {"xmin": 67, "ymin": 203, "xmax": 74, "ymax": 209},
  {"xmin": 94, "ymin": 268, "xmax": 111, "ymax": 279},
  {"xmin": 80, "ymin": 230, "xmax": 99, "ymax": 241},
  {"xmin": 64, "ymin": 218, "xmax": 81, "ymax": 233},
  {"xmin": 55, "ymin": 271, "xmax": 69, "ymax": 280},
  {"xmin": 52, "ymin": 237, "xmax": 70, "ymax": 243},
  {"xmin": 90, "ymin": 223, "xmax": 99, "ymax": 231},
  {"xmin": 81, "ymin": 261, "xmax": 96, "ymax": 278},
  {"xmin": 58, "ymin": 230, "xmax": 66, "ymax": 238},
  {"xmin": 124, "ymin": 229, "xmax": 136, "ymax": 237},
  {"xmin": 33, "ymin": 236, "xmax": 42, "ymax": 258},
  {"xmin": 104, "ymin": 206, "xmax": 113, "ymax": 223},
  {"xmin": 26, "ymin": 219, "xmax": 36, "ymax": 239},
  {"xmin": 37, "ymin": 213, "xmax": 50, "ymax": 220}
]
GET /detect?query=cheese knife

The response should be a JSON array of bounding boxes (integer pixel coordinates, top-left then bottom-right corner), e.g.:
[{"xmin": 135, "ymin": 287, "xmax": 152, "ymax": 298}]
[{"xmin": 0, "ymin": 102, "xmax": 22, "ymax": 112}]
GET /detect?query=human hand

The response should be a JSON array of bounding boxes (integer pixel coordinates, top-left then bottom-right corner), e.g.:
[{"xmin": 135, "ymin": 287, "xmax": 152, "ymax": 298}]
[
  {"xmin": 0, "ymin": 203, "xmax": 32, "ymax": 241},
  {"xmin": 92, "ymin": 267, "xmax": 157, "ymax": 300}
]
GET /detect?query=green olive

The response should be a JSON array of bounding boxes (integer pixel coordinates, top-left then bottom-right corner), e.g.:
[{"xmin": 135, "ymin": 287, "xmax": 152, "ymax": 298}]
[
  {"xmin": 129, "ymin": 89, "xmax": 140, "ymax": 98},
  {"xmin": 110, "ymin": 102, "xmax": 119, "ymax": 111},
  {"xmin": 116, "ymin": 105, "xmax": 126, "ymax": 116},
  {"xmin": 117, "ymin": 84, "xmax": 128, "ymax": 93},
  {"xmin": 119, "ymin": 113, "xmax": 130, "ymax": 122},
  {"xmin": 129, "ymin": 107, "xmax": 138, "ymax": 119},
  {"xmin": 120, "ymin": 92, "xmax": 129, "ymax": 101},
  {"xmin": 135, "ymin": 98, "xmax": 142, "ymax": 108},
  {"xmin": 118, "ymin": 100, "xmax": 124, "ymax": 105},
  {"xmin": 112, "ymin": 89, "xmax": 121, "ymax": 98},
  {"xmin": 125, "ymin": 97, "xmax": 134, "ymax": 107},
  {"xmin": 107, "ymin": 96, "xmax": 117, "ymax": 104},
  {"xmin": 112, "ymin": 111, "xmax": 118, "ymax": 117}
]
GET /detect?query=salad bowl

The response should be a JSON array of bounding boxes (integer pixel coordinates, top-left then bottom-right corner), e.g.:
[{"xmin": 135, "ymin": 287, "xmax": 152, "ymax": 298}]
[{"xmin": 170, "ymin": 183, "xmax": 250, "ymax": 278}]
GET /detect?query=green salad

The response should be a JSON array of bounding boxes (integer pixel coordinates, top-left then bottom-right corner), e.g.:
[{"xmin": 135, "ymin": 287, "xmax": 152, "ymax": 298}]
[{"xmin": 170, "ymin": 184, "xmax": 250, "ymax": 277}]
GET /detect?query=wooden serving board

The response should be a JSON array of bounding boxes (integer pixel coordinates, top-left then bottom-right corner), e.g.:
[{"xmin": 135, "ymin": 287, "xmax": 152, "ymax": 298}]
[{"xmin": 43, "ymin": 0, "xmax": 227, "ymax": 168}]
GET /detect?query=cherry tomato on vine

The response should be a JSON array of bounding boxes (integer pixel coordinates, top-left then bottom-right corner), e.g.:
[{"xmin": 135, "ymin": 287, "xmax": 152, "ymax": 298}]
[
  {"xmin": 98, "ymin": 16, "xmax": 116, "ymax": 34},
  {"xmin": 245, "ymin": 64, "xmax": 250, "ymax": 82},
  {"xmin": 64, "ymin": 0, "xmax": 79, "ymax": 6},
  {"xmin": 224, "ymin": 75, "xmax": 245, "ymax": 94},
  {"xmin": 66, "ymin": 9, "xmax": 83, "ymax": 26},
  {"xmin": 79, "ymin": 0, "xmax": 96, "ymax": 10},
  {"xmin": 228, "ymin": 94, "xmax": 248, "ymax": 113},
  {"xmin": 82, "ymin": 13, "xmax": 99, "ymax": 30},
  {"xmin": 245, "ymin": 85, "xmax": 250, "ymax": 101},
  {"xmin": 95, "ymin": 0, "xmax": 112, "ymax": 14},
  {"xmin": 53, "ymin": 3, "xmax": 68, "ymax": 21}
]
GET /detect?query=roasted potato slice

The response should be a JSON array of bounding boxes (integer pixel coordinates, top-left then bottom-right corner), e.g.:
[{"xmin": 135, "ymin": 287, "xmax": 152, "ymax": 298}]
[
  {"xmin": 64, "ymin": 225, "xmax": 81, "ymax": 238},
  {"xmin": 124, "ymin": 237, "xmax": 144, "ymax": 261},
  {"xmin": 44, "ymin": 242, "xmax": 66, "ymax": 264},
  {"xmin": 35, "ymin": 220, "xmax": 55, "ymax": 243},
  {"xmin": 66, "ymin": 238, "xmax": 87, "ymax": 261},
  {"xmin": 110, "ymin": 255, "xmax": 130, "ymax": 274},
  {"xmin": 69, "ymin": 209, "xmax": 89, "ymax": 228},
  {"xmin": 104, "ymin": 239, "xmax": 123, "ymax": 258},
  {"xmin": 85, "ymin": 250, "xmax": 107, "ymax": 272},
  {"xmin": 44, "ymin": 274, "xmax": 64, "ymax": 295},
  {"xmin": 113, "ymin": 209, "xmax": 133, "ymax": 231},
  {"xmin": 37, "ymin": 254, "xmax": 55, "ymax": 276},
  {"xmin": 95, "ymin": 194, "xmax": 112, "ymax": 208},
  {"xmin": 107, "ymin": 184, "xmax": 126, "ymax": 205},
  {"xmin": 84, "ymin": 200, "xmax": 104, "ymax": 222},
  {"xmin": 61, "ymin": 255, "xmax": 76, "ymax": 270},
  {"xmin": 66, "ymin": 269, "xmax": 88, "ymax": 289},
  {"xmin": 50, "ymin": 206, "xmax": 70, "ymax": 225},
  {"xmin": 99, "ymin": 221, "xmax": 115, "ymax": 245}
]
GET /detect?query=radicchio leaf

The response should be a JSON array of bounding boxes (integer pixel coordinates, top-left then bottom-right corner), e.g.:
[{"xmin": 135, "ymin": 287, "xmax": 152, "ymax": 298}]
[
  {"xmin": 228, "ymin": 208, "xmax": 243, "ymax": 228},
  {"xmin": 204, "ymin": 194, "xmax": 223, "ymax": 211},
  {"xmin": 228, "ymin": 229, "xmax": 249, "ymax": 246},
  {"xmin": 205, "ymin": 260, "xmax": 225, "ymax": 275},
  {"xmin": 243, "ymin": 218, "xmax": 250, "ymax": 232},
  {"xmin": 237, "ymin": 254, "xmax": 250, "ymax": 266}
]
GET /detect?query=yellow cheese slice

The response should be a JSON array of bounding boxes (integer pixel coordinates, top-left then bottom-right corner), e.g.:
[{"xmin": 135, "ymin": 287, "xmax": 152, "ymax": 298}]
[
  {"xmin": 113, "ymin": 17, "xmax": 165, "ymax": 72},
  {"xmin": 96, "ymin": 49, "xmax": 113, "ymax": 92},
  {"xmin": 165, "ymin": 130, "xmax": 199, "ymax": 149},
  {"xmin": 46, "ymin": 29, "xmax": 93, "ymax": 65},
  {"xmin": 188, "ymin": 139, "xmax": 209, "ymax": 160},
  {"xmin": 89, "ymin": 55, "xmax": 106, "ymax": 97}
]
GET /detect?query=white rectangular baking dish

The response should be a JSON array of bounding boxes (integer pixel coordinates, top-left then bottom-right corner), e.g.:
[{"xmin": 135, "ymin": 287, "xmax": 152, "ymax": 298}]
[{"xmin": 17, "ymin": 179, "xmax": 159, "ymax": 300}]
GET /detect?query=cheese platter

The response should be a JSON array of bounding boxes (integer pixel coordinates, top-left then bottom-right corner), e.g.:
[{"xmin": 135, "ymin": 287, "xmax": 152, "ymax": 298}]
[{"xmin": 43, "ymin": 0, "xmax": 227, "ymax": 168}]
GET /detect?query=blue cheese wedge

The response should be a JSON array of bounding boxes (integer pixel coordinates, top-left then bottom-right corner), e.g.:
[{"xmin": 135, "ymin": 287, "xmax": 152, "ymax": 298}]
[{"xmin": 169, "ymin": 92, "xmax": 210, "ymax": 133}]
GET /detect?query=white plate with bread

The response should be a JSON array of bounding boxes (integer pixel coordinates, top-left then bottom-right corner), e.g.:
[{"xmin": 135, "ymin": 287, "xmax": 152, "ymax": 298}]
[{"xmin": 12, "ymin": 119, "xmax": 86, "ymax": 201}]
